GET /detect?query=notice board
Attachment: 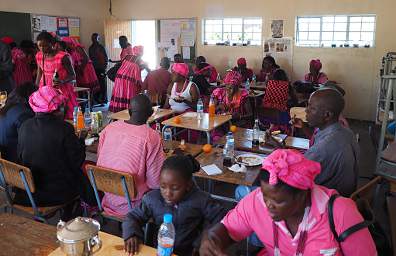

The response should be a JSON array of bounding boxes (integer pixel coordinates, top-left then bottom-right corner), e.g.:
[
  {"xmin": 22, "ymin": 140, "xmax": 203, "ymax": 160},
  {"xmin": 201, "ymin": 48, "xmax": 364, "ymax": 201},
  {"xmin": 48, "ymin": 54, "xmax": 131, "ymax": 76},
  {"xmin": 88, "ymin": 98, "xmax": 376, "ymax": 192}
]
[
  {"xmin": 157, "ymin": 18, "xmax": 196, "ymax": 62},
  {"xmin": 31, "ymin": 14, "xmax": 80, "ymax": 42}
]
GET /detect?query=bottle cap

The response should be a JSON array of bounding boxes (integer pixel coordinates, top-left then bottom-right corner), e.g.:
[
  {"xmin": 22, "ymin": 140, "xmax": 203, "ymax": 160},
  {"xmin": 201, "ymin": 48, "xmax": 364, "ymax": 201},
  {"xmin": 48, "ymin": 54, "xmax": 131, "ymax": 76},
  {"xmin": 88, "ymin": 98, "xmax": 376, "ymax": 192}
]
[
  {"xmin": 163, "ymin": 213, "xmax": 172, "ymax": 224},
  {"xmin": 227, "ymin": 131, "xmax": 233, "ymax": 136}
]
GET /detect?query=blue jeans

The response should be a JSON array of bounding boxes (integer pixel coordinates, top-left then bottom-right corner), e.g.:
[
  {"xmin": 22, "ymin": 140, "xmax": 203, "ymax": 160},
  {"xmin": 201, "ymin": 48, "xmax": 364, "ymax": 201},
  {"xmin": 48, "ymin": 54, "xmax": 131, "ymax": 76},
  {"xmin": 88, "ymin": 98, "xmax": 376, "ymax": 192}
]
[{"xmin": 235, "ymin": 185, "xmax": 264, "ymax": 248}]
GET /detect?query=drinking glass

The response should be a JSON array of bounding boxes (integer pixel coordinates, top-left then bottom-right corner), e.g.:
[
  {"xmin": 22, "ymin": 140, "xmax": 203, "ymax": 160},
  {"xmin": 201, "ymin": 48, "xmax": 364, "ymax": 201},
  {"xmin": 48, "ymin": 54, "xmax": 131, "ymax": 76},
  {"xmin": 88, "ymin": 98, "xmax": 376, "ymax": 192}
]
[{"xmin": 0, "ymin": 91, "xmax": 7, "ymax": 108}]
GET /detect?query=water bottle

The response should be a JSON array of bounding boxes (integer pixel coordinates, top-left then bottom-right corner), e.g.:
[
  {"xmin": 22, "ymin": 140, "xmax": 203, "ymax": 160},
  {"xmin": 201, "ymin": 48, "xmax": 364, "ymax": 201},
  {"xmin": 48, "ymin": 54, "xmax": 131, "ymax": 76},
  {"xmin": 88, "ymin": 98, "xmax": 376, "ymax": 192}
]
[
  {"xmin": 216, "ymin": 73, "xmax": 221, "ymax": 86},
  {"xmin": 155, "ymin": 122, "xmax": 161, "ymax": 134},
  {"xmin": 253, "ymin": 119, "xmax": 260, "ymax": 146},
  {"xmin": 84, "ymin": 107, "xmax": 92, "ymax": 128},
  {"xmin": 90, "ymin": 113, "xmax": 99, "ymax": 134},
  {"xmin": 252, "ymin": 74, "xmax": 256, "ymax": 87},
  {"xmin": 223, "ymin": 132, "xmax": 235, "ymax": 167},
  {"xmin": 53, "ymin": 69, "xmax": 60, "ymax": 84},
  {"xmin": 245, "ymin": 78, "xmax": 250, "ymax": 91},
  {"xmin": 157, "ymin": 213, "xmax": 175, "ymax": 256},
  {"xmin": 73, "ymin": 106, "xmax": 78, "ymax": 128},
  {"xmin": 163, "ymin": 128, "xmax": 173, "ymax": 153},
  {"xmin": 197, "ymin": 98, "xmax": 204, "ymax": 120}
]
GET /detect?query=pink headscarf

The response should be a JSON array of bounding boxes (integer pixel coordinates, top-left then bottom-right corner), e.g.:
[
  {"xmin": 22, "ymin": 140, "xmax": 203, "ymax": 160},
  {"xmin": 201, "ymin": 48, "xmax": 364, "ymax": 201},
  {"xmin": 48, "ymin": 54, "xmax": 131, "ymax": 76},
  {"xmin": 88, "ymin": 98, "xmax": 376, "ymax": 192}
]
[
  {"xmin": 132, "ymin": 45, "xmax": 144, "ymax": 56},
  {"xmin": 237, "ymin": 57, "xmax": 247, "ymax": 66},
  {"xmin": 172, "ymin": 63, "xmax": 189, "ymax": 78},
  {"xmin": 1, "ymin": 36, "xmax": 14, "ymax": 45},
  {"xmin": 223, "ymin": 70, "xmax": 243, "ymax": 87},
  {"xmin": 29, "ymin": 86, "xmax": 66, "ymax": 113},
  {"xmin": 262, "ymin": 149, "xmax": 321, "ymax": 190},
  {"xmin": 310, "ymin": 59, "xmax": 322, "ymax": 71}
]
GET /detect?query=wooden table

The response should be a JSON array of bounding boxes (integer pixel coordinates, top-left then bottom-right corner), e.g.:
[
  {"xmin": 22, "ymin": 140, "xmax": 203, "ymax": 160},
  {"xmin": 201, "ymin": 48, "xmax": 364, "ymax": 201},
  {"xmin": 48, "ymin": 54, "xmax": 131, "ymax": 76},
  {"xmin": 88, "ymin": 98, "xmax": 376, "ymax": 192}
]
[
  {"xmin": 86, "ymin": 140, "xmax": 202, "ymax": 157},
  {"xmin": 194, "ymin": 148, "xmax": 264, "ymax": 187},
  {"xmin": 109, "ymin": 108, "xmax": 175, "ymax": 124},
  {"xmin": 0, "ymin": 213, "xmax": 57, "ymax": 256},
  {"xmin": 250, "ymin": 82, "xmax": 266, "ymax": 91},
  {"xmin": 162, "ymin": 113, "xmax": 232, "ymax": 144},
  {"xmin": 216, "ymin": 128, "xmax": 310, "ymax": 154},
  {"xmin": 49, "ymin": 231, "xmax": 158, "ymax": 256}
]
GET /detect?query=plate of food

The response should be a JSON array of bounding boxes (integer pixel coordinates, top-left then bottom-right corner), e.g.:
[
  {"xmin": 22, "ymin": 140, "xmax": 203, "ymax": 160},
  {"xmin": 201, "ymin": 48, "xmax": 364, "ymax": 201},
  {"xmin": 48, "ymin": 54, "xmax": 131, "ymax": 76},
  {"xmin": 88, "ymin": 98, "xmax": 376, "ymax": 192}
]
[{"xmin": 236, "ymin": 154, "xmax": 263, "ymax": 167}]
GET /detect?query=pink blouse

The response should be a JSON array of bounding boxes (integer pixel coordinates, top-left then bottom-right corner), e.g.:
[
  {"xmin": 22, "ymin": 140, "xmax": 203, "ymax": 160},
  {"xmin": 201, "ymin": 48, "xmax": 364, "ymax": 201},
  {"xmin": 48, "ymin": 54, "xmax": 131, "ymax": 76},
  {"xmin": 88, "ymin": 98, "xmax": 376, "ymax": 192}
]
[
  {"xmin": 304, "ymin": 72, "xmax": 328, "ymax": 84},
  {"xmin": 222, "ymin": 186, "xmax": 376, "ymax": 256},
  {"xmin": 97, "ymin": 121, "xmax": 165, "ymax": 217},
  {"xmin": 120, "ymin": 45, "xmax": 133, "ymax": 60},
  {"xmin": 212, "ymin": 88, "xmax": 249, "ymax": 115}
]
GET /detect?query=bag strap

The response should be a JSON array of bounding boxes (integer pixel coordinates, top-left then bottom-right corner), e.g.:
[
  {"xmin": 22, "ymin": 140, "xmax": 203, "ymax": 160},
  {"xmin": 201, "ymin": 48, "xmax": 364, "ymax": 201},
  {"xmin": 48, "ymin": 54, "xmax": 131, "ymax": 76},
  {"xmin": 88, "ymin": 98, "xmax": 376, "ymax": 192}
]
[{"xmin": 328, "ymin": 194, "xmax": 372, "ymax": 243}]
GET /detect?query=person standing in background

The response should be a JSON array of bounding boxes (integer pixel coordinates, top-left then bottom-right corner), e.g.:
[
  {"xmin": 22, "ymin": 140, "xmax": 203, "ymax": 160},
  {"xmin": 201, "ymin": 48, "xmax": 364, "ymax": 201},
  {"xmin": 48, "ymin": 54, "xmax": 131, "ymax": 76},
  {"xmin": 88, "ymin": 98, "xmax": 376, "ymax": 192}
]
[
  {"xmin": 0, "ymin": 41, "xmax": 14, "ymax": 93},
  {"xmin": 35, "ymin": 32, "xmax": 77, "ymax": 120},
  {"xmin": 142, "ymin": 57, "xmax": 171, "ymax": 106},
  {"xmin": 1, "ymin": 37, "xmax": 33, "ymax": 87},
  {"xmin": 89, "ymin": 33, "xmax": 108, "ymax": 105}
]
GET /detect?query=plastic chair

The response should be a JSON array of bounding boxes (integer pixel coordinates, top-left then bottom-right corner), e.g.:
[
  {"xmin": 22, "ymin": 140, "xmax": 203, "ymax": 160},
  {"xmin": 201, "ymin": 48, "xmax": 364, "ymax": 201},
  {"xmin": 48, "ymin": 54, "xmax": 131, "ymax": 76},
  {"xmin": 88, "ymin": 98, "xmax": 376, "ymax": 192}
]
[
  {"xmin": 86, "ymin": 164, "xmax": 137, "ymax": 223},
  {"xmin": 0, "ymin": 158, "xmax": 78, "ymax": 223}
]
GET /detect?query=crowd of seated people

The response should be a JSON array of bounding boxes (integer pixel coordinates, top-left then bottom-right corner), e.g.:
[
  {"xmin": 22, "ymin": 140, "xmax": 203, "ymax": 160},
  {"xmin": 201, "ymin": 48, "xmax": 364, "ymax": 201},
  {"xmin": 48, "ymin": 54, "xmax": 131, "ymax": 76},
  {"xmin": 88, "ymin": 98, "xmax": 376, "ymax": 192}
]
[{"xmin": 0, "ymin": 32, "xmax": 380, "ymax": 256}]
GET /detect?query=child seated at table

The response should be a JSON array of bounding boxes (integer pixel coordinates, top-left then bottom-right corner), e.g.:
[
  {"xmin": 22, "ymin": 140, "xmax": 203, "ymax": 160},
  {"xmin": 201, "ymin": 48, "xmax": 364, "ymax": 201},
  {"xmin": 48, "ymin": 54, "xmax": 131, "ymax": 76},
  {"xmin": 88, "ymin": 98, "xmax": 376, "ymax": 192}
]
[{"xmin": 122, "ymin": 155, "xmax": 226, "ymax": 256}]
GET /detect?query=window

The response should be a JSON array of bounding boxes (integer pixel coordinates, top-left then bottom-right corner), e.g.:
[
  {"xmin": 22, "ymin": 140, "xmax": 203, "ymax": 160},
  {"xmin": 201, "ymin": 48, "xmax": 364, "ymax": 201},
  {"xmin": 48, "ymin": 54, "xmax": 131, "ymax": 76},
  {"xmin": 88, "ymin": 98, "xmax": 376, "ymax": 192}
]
[
  {"xmin": 296, "ymin": 15, "xmax": 376, "ymax": 47},
  {"xmin": 203, "ymin": 18, "xmax": 262, "ymax": 46}
]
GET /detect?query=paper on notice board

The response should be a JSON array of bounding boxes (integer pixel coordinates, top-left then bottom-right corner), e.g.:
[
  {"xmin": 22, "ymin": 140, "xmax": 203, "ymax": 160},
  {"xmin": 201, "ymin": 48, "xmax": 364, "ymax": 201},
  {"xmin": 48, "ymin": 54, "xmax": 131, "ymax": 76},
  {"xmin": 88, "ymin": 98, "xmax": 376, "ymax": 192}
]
[
  {"xmin": 68, "ymin": 18, "xmax": 80, "ymax": 28},
  {"xmin": 181, "ymin": 32, "xmax": 195, "ymax": 46},
  {"xmin": 70, "ymin": 27, "xmax": 80, "ymax": 37},
  {"xmin": 113, "ymin": 39, "xmax": 121, "ymax": 48},
  {"xmin": 182, "ymin": 47, "xmax": 190, "ymax": 60},
  {"xmin": 47, "ymin": 16, "xmax": 57, "ymax": 32},
  {"xmin": 166, "ymin": 45, "xmax": 178, "ymax": 61}
]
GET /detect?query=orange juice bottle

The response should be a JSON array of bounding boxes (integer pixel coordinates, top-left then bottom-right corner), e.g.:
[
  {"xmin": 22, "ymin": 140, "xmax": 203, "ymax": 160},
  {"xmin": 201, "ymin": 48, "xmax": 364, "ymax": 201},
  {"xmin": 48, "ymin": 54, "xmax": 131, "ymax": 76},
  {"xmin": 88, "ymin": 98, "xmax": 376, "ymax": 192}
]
[
  {"xmin": 76, "ymin": 107, "xmax": 85, "ymax": 130},
  {"xmin": 208, "ymin": 96, "xmax": 215, "ymax": 117}
]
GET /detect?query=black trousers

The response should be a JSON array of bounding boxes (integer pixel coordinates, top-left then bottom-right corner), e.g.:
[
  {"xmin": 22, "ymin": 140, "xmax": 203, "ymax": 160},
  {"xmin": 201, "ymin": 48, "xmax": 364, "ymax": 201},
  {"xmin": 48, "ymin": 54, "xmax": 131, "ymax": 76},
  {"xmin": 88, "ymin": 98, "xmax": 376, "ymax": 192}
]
[{"xmin": 94, "ymin": 68, "xmax": 107, "ymax": 104}]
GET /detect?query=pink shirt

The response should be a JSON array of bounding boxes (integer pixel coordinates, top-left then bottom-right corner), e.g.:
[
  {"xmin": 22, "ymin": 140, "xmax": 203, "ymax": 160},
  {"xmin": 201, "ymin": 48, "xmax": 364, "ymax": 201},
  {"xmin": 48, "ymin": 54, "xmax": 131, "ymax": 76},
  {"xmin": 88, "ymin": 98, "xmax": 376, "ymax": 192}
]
[
  {"xmin": 97, "ymin": 121, "xmax": 165, "ymax": 216},
  {"xmin": 304, "ymin": 72, "xmax": 328, "ymax": 84},
  {"xmin": 120, "ymin": 45, "xmax": 133, "ymax": 60},
  {"xmin": 222, "ymin": 186, "xmax": 376, "ymax": 256}
]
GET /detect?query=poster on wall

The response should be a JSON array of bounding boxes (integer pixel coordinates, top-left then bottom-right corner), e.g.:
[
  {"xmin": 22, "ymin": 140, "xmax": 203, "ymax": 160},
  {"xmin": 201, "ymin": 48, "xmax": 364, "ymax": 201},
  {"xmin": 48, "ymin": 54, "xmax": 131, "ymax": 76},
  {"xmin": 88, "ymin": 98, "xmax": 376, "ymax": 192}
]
[
  {"xmin": 31, "ymin": 14, "xmax": 80, "ymax": 41},
  {"xmin": 271, "ymin": 20, "xmax": 284, "ymax": 38}
]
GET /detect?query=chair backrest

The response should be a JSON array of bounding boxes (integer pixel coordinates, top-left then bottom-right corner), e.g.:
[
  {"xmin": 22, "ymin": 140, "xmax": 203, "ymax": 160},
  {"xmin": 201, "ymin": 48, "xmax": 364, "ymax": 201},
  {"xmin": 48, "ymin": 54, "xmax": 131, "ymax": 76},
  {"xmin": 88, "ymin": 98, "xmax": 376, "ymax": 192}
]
[
  {"xmin": 86, "ymin": 164, "xmax": 137, "ymax": 199},
  {"xmin": 350, "ymin": 176, "xmax": 382, "ymax": 204},
  {"xmin": 0, "ymin": 159, "xmax": 35, "ymax": 193}
]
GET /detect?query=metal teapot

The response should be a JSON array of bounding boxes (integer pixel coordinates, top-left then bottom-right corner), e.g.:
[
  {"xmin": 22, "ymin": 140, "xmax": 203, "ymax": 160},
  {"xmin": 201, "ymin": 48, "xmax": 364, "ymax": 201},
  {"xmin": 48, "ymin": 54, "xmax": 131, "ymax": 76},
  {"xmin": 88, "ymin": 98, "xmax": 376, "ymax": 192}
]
[{"xmin": 57, "ymin": 217, "xmax": 102, "ymax": 256}]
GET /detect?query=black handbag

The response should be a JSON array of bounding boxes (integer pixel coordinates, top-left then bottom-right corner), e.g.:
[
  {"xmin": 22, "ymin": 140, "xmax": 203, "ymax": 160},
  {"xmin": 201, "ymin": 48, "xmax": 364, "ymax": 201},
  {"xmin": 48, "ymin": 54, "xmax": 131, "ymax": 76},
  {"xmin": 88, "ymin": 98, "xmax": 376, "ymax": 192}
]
[
  {"xmin": 106, "ymin": 62, "xmax": 121, "ymax": 82},
  {"xmin": 328, "ymin": 194, "xmax": 391, "ymax": 256}
]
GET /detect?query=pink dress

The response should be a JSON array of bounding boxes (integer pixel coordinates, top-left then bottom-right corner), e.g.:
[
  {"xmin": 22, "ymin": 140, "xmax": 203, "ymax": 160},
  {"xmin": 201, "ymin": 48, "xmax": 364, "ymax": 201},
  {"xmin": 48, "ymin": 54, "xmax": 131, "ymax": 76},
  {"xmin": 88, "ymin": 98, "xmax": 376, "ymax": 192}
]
[
  {"xmin": 97, "ymin": 121, "xmax": 165, "ymax": 216},
  {"xmin": 35, "ymin": 51, "xmax": 77, "ymax": 120},
  {"xmin": 212, "ymin": 88, "xmax": 249, "ymax": 115},
  {"xmin": 120, "ymin": 45, "xmax": 133, "ymax": 60},
  {"xmin": 304, "ymin": 72, "xmax": 328, "ymax": 84},
  {"xmin": 222, "ymin": 186, "xmax": 376, "ymax": 256},
  {"xmin": 109, "ymin": 55, "xmax": 142, "ymax": 112},
  {"xmin": 11, "ymin": 48, "xmax": 33, "ymax": 86},
  {"xmin": 70, "ymin": 48, "xmax": 100, "ymax": 93}
]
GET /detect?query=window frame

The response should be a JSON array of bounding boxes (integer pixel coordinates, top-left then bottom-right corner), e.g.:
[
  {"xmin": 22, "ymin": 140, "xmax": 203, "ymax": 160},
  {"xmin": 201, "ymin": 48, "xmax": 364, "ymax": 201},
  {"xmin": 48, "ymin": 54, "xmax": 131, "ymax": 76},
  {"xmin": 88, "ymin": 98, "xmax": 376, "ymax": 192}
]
[
  {"xmin": 295, "ymin": 14, "xmax": 376, "ymax": 48},
  {"xmin": 202, "ymin": 17, "xmax": 263, "ymax": 46}
]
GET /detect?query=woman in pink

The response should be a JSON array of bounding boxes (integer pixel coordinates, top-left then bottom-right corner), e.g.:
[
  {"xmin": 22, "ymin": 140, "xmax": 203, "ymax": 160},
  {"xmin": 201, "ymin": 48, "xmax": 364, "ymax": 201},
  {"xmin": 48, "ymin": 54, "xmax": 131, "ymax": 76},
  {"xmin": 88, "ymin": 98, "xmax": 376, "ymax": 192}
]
[
  {"xmin": 35, "ymin": 32, "xmax": 77, "ymax": 120},
  {"xmin": 97, "ymin": 94, "xmax": 165, "ymax": 217},
  {"xmin": 119, "ymin": 36, "xmax": 133, "ymax": 61},
  {"xmin": 109, "ymin": 45, "xmax": 144, "ymax": 112},
  {"xmin": 1, "ymin": 37, "xmax": 33, "ymax": 86},
  {"xmin": 200, "ymin": 149, "xmax": 376, "ymax": 256},
  {"xmin": 212, "ymin": 70, "xmax": 250, "ymax": 125},
  {"xmin": 304, "ymin": 59, "xmax": 329, "ymax": 85},
  {"xmin": 62, "ymin": 37, "xmax": 100, "ymax": 95},
  {"xmin": 194, "ymin": 55, "xmax": 218, "ymax": 83}
]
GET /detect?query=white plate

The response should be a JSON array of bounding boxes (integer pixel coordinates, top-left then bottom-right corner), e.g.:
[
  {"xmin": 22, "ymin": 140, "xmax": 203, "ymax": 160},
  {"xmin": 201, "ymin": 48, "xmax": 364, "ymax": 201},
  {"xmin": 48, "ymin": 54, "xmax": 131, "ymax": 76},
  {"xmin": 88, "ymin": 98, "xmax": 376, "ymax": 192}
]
[{"xmin": 236, "ymin": 154, "xmax": 263, "ymax": 167}]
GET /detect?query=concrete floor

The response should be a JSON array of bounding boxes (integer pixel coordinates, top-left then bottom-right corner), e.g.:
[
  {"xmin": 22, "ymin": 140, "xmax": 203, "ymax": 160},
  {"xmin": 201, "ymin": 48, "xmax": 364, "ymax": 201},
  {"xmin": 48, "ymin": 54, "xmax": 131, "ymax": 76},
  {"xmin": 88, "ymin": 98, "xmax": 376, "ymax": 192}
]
[{"xmin": 0, "ymin": 119, "xmax": 391, "ymax": 255}]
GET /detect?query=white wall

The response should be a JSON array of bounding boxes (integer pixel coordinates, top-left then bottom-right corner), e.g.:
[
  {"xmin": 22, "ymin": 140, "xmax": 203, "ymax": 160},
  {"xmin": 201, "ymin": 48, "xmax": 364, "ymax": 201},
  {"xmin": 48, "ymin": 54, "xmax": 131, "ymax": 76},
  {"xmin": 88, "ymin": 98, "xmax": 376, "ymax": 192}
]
[
  {"xmin": 0, "ymin": 0, "xmax": 108, "ymax": 47},
  {"xmin": 110, "ymin": 0, "xmax": 396, "ymax": 121}
]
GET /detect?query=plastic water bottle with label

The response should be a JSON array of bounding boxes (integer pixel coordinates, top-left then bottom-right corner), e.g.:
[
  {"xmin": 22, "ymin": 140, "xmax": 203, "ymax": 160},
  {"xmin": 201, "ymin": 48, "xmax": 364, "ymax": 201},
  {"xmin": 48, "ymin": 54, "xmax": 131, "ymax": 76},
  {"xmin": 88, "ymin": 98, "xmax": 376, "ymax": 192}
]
[
  {"xmin": 245, "ymin": 78, "xmax": 250, "ymax": 91},
  {"xmin": 84, "ymin": 107, "xmax": 92, "ymax": 128},
  {"xmin": 163, "ymin": 128, "xmax": 173, "ymax": 153},
  {"xmin": 252, "ymin": 119, "xmax": 260, "ymax": 146},
  {"xmin": 223, "ymin": 132, "xmax": 235, "ymax": 167},
  {"xmin": 157, "ymin": 213, "xmax": 175, "ymax": 256},
  {"xmin": 197, "ymin": 98, "xmax": 204, "ymax": 120}
]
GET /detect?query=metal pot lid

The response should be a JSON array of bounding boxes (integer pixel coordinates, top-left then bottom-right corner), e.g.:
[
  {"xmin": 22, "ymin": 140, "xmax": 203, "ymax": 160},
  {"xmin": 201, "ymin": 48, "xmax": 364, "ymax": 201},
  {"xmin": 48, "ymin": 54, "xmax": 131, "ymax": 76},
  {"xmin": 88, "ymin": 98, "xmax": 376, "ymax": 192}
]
[{"xmin": 57, "ymin": 217, "xmax": 100, "ymax": 242}]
